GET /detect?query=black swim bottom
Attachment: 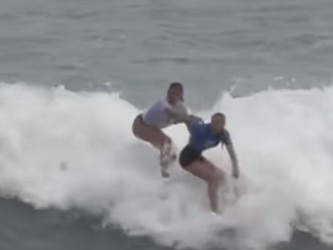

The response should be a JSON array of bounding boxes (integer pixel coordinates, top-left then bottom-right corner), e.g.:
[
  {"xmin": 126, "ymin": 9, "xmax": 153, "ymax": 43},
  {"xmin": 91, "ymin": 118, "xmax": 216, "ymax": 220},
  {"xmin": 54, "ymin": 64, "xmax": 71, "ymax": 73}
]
[{"xmin": 179, "ymin": 145, "xmax": 204, "ymax": 167}]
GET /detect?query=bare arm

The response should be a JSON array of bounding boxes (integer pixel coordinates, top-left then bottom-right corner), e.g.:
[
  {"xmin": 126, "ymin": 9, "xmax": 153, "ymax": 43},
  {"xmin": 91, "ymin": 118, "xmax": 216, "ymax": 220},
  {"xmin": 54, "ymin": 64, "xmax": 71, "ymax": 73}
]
[
  {"xmin": 226, "ymin": 144, "xmax": 239, "ymax": 178},
  {"xmin": 225, "ymin": 143, "xmax": 240, "ymax": 178},
  {"xmin": 164, "ymin": 106, "xmax": 189, "ymax": 124}
]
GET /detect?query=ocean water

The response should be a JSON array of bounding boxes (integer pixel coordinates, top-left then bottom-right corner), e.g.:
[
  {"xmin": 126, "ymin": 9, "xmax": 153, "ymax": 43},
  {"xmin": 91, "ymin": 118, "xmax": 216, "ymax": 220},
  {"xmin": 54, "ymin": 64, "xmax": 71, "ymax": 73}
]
[{"xmin": 0, "ymin": 0, "xmax": 333, "ymax": 250}]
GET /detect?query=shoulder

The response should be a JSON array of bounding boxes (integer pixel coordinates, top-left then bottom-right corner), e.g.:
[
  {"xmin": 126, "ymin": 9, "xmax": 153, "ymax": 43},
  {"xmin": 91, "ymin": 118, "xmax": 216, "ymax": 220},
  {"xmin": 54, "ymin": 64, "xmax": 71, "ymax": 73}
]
[
  {"xmin": 223, "ymin": 129, "xmax": 230, "ymax": 136},
  {"xmin": 173, "ymin": 100, "xmax": 188, "ymax": 113},
  {"xmin": 148, "ymin": 98, "xmax": 169, "ymax": 110},
  {"xmin": 221, "ymin": 129, "xmax": 232, "ymax": 145},
  {"xmin": 185, "ymin": 115, "xmax": 204, "ymax": 132},
  {"xmin": 194, "ymin": 123, "xmax": 209, "ymax": 132},
  {"xmin": 189, "ymin": 115, "xmax": 204, "ymax": 124},
  {"xmin": 159, "ymin": 98, "xmax": 171, "ymax": 107},
  {"xmin": 190, "ymin": 122, "xmax": 207, "ymax": 133},
  {"xmin": 177, "ymin": 101, "xmax": 187, "ymax": 108}
]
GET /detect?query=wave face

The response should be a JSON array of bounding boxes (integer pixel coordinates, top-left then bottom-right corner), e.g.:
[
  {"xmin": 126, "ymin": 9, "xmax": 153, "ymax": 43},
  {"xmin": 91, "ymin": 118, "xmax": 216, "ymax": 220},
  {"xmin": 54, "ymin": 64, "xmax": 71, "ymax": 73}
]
[{"xmin": 1, "ymin": 82, "xmax": 333, "ymax": 250}]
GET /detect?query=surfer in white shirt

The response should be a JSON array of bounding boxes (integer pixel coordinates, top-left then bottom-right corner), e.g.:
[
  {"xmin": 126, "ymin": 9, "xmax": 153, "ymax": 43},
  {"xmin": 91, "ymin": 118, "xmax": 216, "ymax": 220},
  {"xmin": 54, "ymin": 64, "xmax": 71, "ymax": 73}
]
[{"xmin": 132, "ymin": 82, "xmax": 189, "ymax": 178}]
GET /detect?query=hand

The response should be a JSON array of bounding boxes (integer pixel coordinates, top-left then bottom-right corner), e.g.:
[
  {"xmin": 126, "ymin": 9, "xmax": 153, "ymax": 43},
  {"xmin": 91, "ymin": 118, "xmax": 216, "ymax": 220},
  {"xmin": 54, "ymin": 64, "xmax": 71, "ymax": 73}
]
[{"xmin": 232, "ymin": 165, "xmax": 239, "ymax": 178}]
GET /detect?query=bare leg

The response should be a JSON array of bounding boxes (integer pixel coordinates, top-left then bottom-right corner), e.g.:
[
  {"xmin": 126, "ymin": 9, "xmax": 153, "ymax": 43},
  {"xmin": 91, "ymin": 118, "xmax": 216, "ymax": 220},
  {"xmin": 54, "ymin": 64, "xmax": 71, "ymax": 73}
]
[
  {"xmin": 183, "ymin": 159, "xmax": 225, "ymax": 213},
  {"xmin": 159, "ymin": 137, "xmax": 178, "ymax": 178},
  {"xmin": 132, "ymin": 115, "xmax": 174, "ymax": 178}
]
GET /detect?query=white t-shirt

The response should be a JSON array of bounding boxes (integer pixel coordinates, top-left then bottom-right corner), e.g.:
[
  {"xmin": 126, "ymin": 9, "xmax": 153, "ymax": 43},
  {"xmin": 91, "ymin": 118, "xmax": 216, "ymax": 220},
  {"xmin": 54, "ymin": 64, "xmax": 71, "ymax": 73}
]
[{"xmin": 142, "ymin": 98, "xmax": 188, "ymax": 128}]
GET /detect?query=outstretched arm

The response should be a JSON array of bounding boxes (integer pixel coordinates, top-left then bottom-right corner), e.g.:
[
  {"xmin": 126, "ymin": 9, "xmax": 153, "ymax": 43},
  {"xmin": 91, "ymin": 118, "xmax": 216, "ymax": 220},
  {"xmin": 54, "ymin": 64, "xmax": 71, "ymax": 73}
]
[
  {"xmin": 222, "ymin": 130, "xmax": 239, "ymax": 178},
  {"xmin": 164, "ymin": 107, "xmax": 188, "ymax": 123},
  {"xmin": 184, "ymin": 115, "xmax": 204, "ymax": 133},
  {"xmin": 225, "ymin": 144, "xmax": 239, "ymax": 178}
]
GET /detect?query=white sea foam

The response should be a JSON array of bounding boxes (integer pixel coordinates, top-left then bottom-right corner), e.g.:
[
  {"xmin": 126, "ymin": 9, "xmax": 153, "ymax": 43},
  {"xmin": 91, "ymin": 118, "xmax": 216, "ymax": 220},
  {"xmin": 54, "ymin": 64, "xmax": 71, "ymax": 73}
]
[{"xmin": 0, "ymin": 82, "xmax": 333, "ymax": 249}]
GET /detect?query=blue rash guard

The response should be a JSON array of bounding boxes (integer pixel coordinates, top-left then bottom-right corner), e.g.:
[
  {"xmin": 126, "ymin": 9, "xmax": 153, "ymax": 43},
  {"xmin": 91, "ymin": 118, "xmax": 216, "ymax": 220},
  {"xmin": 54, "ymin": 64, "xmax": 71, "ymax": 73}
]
[{"xmin": 188, "ymin": 123, "xmax": 232, "ymax": 152}]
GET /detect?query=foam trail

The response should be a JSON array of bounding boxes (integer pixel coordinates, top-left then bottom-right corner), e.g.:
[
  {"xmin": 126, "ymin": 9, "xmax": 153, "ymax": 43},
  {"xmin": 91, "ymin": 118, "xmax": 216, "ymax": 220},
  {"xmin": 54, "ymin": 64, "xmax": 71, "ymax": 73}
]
[{"xmin": 1, "ymin": 82, "xmax": 333, "ymax": 249}]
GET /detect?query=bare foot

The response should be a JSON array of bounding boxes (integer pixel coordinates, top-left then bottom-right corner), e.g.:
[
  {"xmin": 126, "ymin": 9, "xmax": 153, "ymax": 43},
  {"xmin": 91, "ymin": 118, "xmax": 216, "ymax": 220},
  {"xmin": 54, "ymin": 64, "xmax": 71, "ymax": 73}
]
[
  {"xmin": 210, "ymin": 210, "xmax": 223, "ymax": 217},
  {"xmin": 159, "ymin": 141, "xmax": 174, "ymax": 178},
  {"xmin": 159, "ymin": 153, "xmax": 170, "ymax": 178},
  {"xmin": 161, "ymin": 168, "xmax": 170, "ymax": 178},
  {"xmin": 169, "ymin": 153, "xmax": 177, "ymax": 162}
]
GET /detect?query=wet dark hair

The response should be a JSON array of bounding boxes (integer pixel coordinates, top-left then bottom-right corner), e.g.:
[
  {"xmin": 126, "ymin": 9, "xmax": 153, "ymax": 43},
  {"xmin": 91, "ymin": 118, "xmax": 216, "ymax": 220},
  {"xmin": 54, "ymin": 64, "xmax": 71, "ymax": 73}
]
[
  {"xmin": 212, "ymin": 112, "xmax": 225, "ymax": 120},
  {"xmin": 168, "ymin": 82, "xmax": 184, "ymax": 101}
]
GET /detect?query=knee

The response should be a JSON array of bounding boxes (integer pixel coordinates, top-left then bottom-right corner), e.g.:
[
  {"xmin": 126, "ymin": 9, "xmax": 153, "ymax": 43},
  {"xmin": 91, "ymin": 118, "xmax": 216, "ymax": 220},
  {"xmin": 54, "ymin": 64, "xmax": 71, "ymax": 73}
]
[
  {"xmin": 159, "ymin": 134, "xmax": 172, "ymax": 148},
  {"xmin": 132, "ymin": 116, "xmax": 140, "ymax": 135},
  {"xmin": 132, "ymin": 124, "xmax": 137, "ymax": 136},
  {"xmin": 209, "ymin": 170, "xmax": 224, "ymax": 185},
  {"xmin": 162, "ymin": 134, "xmax": 171, "ymax": 143},
  {"xmin": 216, "ymin": 169, "xmax": 225, "ymax": 181},
  {"xmin": 132, "ymin": 125, "xmax": 139, "ymax": 138}
]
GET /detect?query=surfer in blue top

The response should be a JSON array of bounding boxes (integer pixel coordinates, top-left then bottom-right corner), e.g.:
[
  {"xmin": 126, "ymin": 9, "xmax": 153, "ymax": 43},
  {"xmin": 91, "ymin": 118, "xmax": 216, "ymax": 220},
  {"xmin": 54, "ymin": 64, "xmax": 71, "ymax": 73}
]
[{"xmin": 180, "ymin": 113, "xmax": 239, "ymax": 214}]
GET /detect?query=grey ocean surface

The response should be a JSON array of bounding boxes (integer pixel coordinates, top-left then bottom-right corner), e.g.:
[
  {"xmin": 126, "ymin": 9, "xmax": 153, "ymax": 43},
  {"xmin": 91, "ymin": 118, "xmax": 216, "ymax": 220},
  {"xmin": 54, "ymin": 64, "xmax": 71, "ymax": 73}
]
[
  {"xmin": 0, "ymin": 0, "xmax": 333, "ymax": 249},
  {"xmin": 1, "ymin": 0, "xmax": 333, "ymax": 108}
]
